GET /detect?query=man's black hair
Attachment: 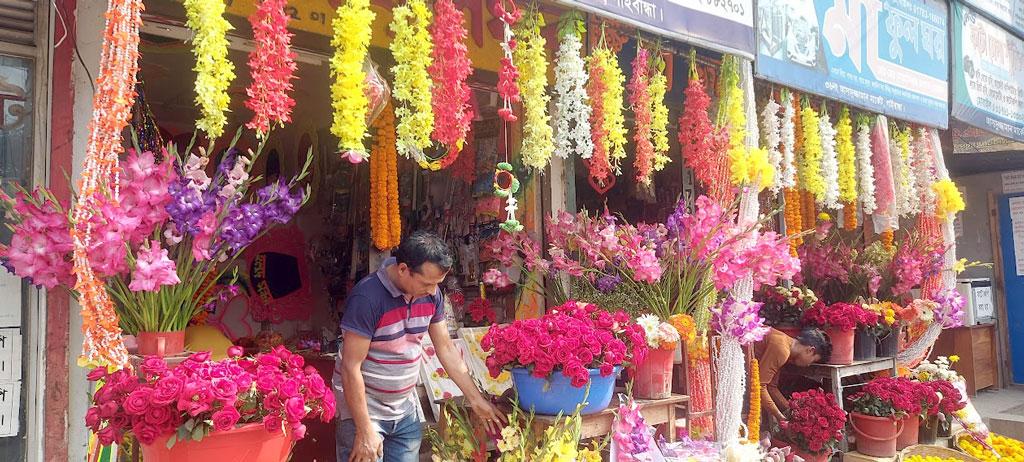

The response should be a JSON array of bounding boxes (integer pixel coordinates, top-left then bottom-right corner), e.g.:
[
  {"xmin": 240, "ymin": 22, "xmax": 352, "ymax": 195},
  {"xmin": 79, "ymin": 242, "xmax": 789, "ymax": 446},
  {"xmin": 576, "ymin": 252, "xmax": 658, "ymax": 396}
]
[
  {"xmin": 393, "ymin": 231, "xmax": 454, "ymax": 273},
  {"xmin": 798, "ymin": 327, "xmax": 832, "ymax": 363}
]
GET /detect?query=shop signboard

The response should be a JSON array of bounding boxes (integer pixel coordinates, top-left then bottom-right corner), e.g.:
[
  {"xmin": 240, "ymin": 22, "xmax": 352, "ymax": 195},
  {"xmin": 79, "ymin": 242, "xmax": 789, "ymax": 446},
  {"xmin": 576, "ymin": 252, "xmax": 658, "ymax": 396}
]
[
  {"xmin": 755, "ymin": 0, "xmax": 950, "ymax": 129},
  {"xmin": 952, "ymin": 2, "xmax": 1024, "ymax": 143},
  {"xmin": 961, "ymin": 0, "xmax": 1024, "ymax": 38},
  {"xmin": 553, "ymin": 0, "xmax": 754, "ymax": 57}
]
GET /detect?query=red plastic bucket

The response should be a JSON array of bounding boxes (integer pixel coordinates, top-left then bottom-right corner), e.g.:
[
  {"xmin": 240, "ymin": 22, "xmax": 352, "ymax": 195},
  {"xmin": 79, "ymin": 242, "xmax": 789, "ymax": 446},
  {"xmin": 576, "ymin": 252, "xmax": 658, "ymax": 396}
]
[
  {"xmin": 850, "ymin": 412, "xmax": 904, "ymax": 457},
  {"xmin": 826, "ymin": 328, "xmax": 855, "ymax": 365},
  {"xmin": 632, "ymin": 347, "xmax": 674, "ymax": 399},
  {"xmin": 137, "ymin": 331, "xmax": 186, "ymax": 357},
  {"xmin": 141, "ymin": 423, "xmax": 293, "ymax": 462},
  {"xmin": 896, "ymin": 414, "xmax": 920, "ymax": 450}
]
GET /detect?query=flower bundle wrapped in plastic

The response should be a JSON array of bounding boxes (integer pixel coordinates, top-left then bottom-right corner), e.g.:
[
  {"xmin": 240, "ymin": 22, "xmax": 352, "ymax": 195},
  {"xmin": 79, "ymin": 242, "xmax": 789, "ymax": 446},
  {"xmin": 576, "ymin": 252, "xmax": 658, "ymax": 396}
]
[{"xmin": 84, "ymin": 346, "xmax": 335, "ymax": 446}]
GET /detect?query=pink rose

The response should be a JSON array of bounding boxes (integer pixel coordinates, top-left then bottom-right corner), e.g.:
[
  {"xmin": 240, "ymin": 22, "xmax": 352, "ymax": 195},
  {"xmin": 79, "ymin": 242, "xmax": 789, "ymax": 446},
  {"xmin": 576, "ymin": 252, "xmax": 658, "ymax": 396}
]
[
  {"xmin": 211, "ymin": 378, "xmax": 238, "ymax": 402},
  {"xmin": 258, "ymin": 354, "xmax": 282, "ymax": 368},
  {"xmin": 143, "ymin": 404, "xmax": 176, "ymax": 429},
  {"xmin": 273, "ymin": 345, "xmax": 292, "ymax": 359},
  {"xmin": 279, "ymin": 378, "xmax": 300, "ymax": 398},
  {"xmin": 85, "ymin": 407, "xmax": 102, "ymax": 429},
  {"xmin": 263, "ymin": 415, "xmax": 283, "ymax": 434},
  {"xmin": 599, "ymin": 363, "xmax": 614, "ymax": 377},
  {"xmin": 284, "ymin": 396, "xmax": 306, "ymax": 422},
  {"xmin": 132, "ymin": 422, "xmax": 162, "ymax": 445},
  {"xmin": 287, "ymin": 354, "xmax": 305, "ymax": 370},
  {"xmin": 177, "ymin": 382, "xmax": 213, "ymax": 416},
  {"xmin": 256, "ymin": 370, "xmax": 281, "ymax": 393},
  {"xmin": 140, "ymin": 357, "xmax": 168, "ymax": 377},
  {"xmin": 212, "ymin": 406, "xmax": 241, "ymax": 432},
  {"xmin": 291, "ymin": 423, "xmax": 307, "ymax": 440},
  {"xmin": 98, "ymin": 401, "xmax": 119, "ymax": 418},
  {"xmin": 151, "ymin": 376, "xmax": 183, "ymax": 405},
  {"xmin": 96, "ymin": 425, "xmax": 119, "ymax": 446},
  {"xmin": 188, "ymin": 351, "xmax": 211, "ymax": 363},
  {"xmin": 306, "ymin": 374, "xmax": 327, "ymax": 397},
  {"xmin": 320, "ymin": 394, "xmax": 336, "ymax": 422},
  {"xmin": 87, "ymin": 367, "xmax": 107, "ymax": 382},
  {"xmin": 227, "ymin": 346, "xmax": 244, "ymax": 358},
  {"xmin": 123, "ymin": 388, "xmax": 153, "ymax": 415}
]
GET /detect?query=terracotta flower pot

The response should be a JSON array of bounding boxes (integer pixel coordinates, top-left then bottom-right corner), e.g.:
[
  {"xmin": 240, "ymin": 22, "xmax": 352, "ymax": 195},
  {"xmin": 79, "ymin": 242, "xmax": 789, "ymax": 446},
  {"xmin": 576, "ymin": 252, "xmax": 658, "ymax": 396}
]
[
  {"xmin": 897, "ymin": 414, "xmax": 920, "ymax": 450},
  {"xmin": 632, "ymin": 347, "xmax": 674, "ymax": 399},
  {"xmin": 825, "ymin": 328, "xmax": 855, "ymax": 365},
  {"xmin": 850, "ymin": 412, "xmax": 904, "ymax": 457},
  {"xmin": 853, "ymin": 328, "xmax": 877, "ymax": 361},
  {"xmin": 141, "ymin": 423, "xmax": 293, "ymax": 462},
  {"xmin": 137, "ymin": 331, "xmax": 186, "ymax": 357}
]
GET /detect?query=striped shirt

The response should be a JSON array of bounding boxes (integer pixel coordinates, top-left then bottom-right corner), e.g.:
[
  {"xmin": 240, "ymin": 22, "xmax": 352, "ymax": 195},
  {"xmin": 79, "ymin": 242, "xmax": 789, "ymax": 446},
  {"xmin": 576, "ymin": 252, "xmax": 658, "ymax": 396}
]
[{"xmin": 332, "ymin": 258, "xmax": 444, "ymax": 421}]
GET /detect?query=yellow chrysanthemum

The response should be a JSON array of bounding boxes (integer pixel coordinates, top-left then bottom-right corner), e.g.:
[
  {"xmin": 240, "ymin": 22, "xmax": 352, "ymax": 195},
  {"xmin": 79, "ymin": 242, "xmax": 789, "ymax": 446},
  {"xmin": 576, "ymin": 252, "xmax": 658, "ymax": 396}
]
[
  {"xmin": 184, "ymin": 0, "xmax": 236, "ymax": 138},
  {"xmin": 514, "ymin": 11, "xmax": 554, "ymax": 171},
  {"xmin": 800, "ymin": 105, "xmax": 825, "ymax": 202},
  {"xmin": 390, "ymin": 0, "xmax": 434, "ymax": 160},
  {"xmin": 836, "ymin": 106, "xmax": 857, "ymax": 204},
  {"xmin": 329, "ymin": 0, "xmax": 375, "ymax": 156},
  {"xmin": 730, "ymin": 147, "xmax": 775, "ymax": 190},
  {"xmin": 950, "ymin": 355, "xmax": 960, "ymax": 363},
  {"xmin": 932, "ymin": 178, "xmax": 966, "ymax": 220}
]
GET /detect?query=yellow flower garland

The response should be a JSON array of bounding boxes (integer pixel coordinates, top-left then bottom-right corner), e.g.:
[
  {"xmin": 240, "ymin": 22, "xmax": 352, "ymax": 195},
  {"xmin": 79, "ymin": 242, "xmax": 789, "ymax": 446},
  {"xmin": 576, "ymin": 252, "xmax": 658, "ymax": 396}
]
[
  {"xmin": 329, "ymin": 0, "xmax": 375, "ymax": 157},
  {"xmin": 390, "ymin": 0, "xmax": 434, "ymax": 160},
  {"xmin": 836, "ymin": 107, "xmax": 857, "ymax": 204},
  {"xmin": 184, "ymin": 0, "xmax": 235, "ymax": 139},
  {"xmin": 723, "ymin": 77, "xmax": 774, "ymax": 190},
  {"xmin": 932, "ymin": 179, "xmax": 965, "ymax": 221},
  {"xmin": 649, "ymin": 55, "xmax": 671, "ymax": 171},
  {"xmin": 592, "ymin": 48, "xmax": 627, "ymax": 175},
  {"xmin": 800, "ymin": 105, "xmax": 825, "ymax": 203},
  {"xmin": 747, "ymin": 358, "xmax": 761, "ymax": 443},
  {"xmin": 514, "ymin": 11, "xmax": 555, "ymax": 171}
]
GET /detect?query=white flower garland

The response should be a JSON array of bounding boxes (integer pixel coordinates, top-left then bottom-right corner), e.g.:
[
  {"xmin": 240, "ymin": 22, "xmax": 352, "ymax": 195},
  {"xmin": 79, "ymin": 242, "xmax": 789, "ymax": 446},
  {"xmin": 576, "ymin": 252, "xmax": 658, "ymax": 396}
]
[
  {"xmin": 779, "ymin": 92, "xmax": 796, "ymax": 189},
  {"xmin": 819, "ymin": 111, "xmax": 840, "ymax": 209},
  {"xmin": 552, "ymin": 32, "xmax": 594, "ymax": 160},
  {"xmin": 855, "ymin": 117, "xmax": 877, "ymax": 215},
  {"xmin": 760, "ymin": 95, "xmax": 783, "ymax": 193},
  {"xmin": 913, "ymin": 127, "xmax": 937, "ymax": 215},
  {"xmin": 715, "ymin": 337, "xmax": 746, "ymax": 445}
]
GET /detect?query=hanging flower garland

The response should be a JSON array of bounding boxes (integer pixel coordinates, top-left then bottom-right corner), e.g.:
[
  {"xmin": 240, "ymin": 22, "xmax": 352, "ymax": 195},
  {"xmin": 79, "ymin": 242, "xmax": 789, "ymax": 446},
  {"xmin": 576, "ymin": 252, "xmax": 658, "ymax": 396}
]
[
  {"xmin": 514, "ymin": 9, "xmax": 555, "ymax": 171},
  {"xmin": 871, "ymin": 116, "xmax": 896, "ymax": 229},
  {"xmin": 819, "ymin": 105, "xmax": 840, "ymax": 209},
  {"xmin": 913, "ymin": 127, "xmax": 937, "ymax": 214},
  {"xmin": 891, "ymin": 125, "xmax": 916, "ymax": 217},
  {"xmin": 780, "ymin": 90, "xmax": 797, "ymax": 189},
  {"xmin": 370, "ymin": 105, "xmax": 401, "ymax": 250},
  {"xmin": 855, "ymin": 114, "xmax": 877, "ymax": 215},
  {"xmin": 747, "ymin": 358, "xmax": 761, "ymax": 442},
  {"xmin": 836, "ymin": 107, "xmax": 857, "ymax": 229},
  {"xmin": 649, "ymin": 52, "xmax": 671, "ymax": 172},
  {"xmin": 760, "ymin": 94, "xmax": 783, "ymax": 193},
  {"xmin": 932, "ymin": 179, "xmax": 965, "ymax": 221},
  {"xmin": 73, "ymin": 0, "xmax": 143, "ymax": 368},
  {"xmin": 429, "ymin": 0, "xmax": 474, "ymax": 162},
  {"xmin": 629, "ymin": 46, "xmax": 656, "ymax": 185},
  {"xmin": 184, "ymin": 0, "xmax": 236, "ymax": 139},
  {"xmin": 329, "ymin": 0, "xmax": 375, "ymax": 162},
  {"xmin": 244, "ymin": 0, "xmax": 297, "ymax": 137},
  {"xmin": 799, "ymin": 101, "xmax": 825, "ymax": 204},
  {"xmin": 593, "ymin": 46, "xmax": 627, "ymax": 175},
  {"xmin": 784, "ymin": 188, "xmax": 803, "ymax": 256},
  {"xmin": 586, "ymin": 53, "xmax": 612, "ymax": 182},
  {"xmin": 495, "ymin": 0, "xmax": 522, "ymax": 123},
  {"xmin": 552, "ymin": 14, "xmax": 593, "ymax": 161},
  {"xmin": 390, "ymin": 0, "xmax": 434, "ymax": 162}
]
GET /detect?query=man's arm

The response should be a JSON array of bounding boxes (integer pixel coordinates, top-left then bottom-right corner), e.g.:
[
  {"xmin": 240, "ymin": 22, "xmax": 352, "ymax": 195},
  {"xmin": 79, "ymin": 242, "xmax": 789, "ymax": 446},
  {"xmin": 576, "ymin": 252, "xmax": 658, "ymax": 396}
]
[
  {"xmin": 339, "ymin": 331, "xmax": 382, "ymax": 461},
  {"xmin": 428, "ymin": 321, "xmax": 505, "ymax": 433}
]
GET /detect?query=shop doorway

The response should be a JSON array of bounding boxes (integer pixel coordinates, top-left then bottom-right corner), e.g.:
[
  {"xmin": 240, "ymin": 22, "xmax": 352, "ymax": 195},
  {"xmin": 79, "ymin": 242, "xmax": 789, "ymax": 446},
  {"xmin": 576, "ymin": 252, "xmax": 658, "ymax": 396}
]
[{"xmin": 996, "ymin": 192, "xmax": 1024, "ymax": 383}]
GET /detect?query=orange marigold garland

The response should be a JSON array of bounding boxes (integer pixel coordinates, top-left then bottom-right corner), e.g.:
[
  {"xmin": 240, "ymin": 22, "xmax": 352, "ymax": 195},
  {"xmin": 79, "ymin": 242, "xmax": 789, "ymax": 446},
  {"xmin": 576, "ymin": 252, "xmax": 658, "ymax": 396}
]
[
  {"xmin": 747, "ymin": 357, "xmax": 761, "ymax": 442},
  {"xmin": 881, "ymin": 228, "xmax": 894, "ymax": 251},
  {"xmin": 371, "ymin": 105, "xmax": 401, "ymax": 249},
  {"xmin": 802, "ymin": 190, "xmax": 817, "ymax": 231},
  {"xmin": 844, "ymin": 201, "xmax": 858, "ymax": 230},
  {"xmin": 784, "ymin": 187, "xmax": 803, "ymax": 256},
  {"xmin": 386, "ymin": 119, "xmax": 402, "ymax": 246},
  {"xmin": 73, "ymin": 0, "xmax": 143, "ymax": 368}
]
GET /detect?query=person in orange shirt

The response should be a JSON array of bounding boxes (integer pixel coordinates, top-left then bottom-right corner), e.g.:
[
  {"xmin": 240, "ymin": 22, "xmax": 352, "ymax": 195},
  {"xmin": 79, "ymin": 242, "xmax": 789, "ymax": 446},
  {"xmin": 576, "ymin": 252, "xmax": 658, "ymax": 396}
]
[{"xmin": 754, "ymin": 327, "xmax": 832, "ymax": 427}]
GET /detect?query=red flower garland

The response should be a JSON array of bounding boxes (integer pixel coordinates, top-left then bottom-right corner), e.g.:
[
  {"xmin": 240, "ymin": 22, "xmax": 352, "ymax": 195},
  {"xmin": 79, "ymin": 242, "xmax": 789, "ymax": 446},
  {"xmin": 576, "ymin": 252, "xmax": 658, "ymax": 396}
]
[
  {"xmin": 678, "ymin": 72, "xmax": 729, "ymax": 200},
  {"xmin": 629, "ymin": 47, "xmax": 655, "ymax": 185},
  {"xmin": 586, "ymin": 57, "xmax": 612, "ymax": 182},
  {"xmin": 494, "ymin": 0, "xmax": 521, "ymax": 123},
  {"xmin": 244, "ymin": 0, "xmax": 297, "ymax": 136},
  {"xmin": 430, "ymin": 0, "xmax": 474, "ymax": 160}
]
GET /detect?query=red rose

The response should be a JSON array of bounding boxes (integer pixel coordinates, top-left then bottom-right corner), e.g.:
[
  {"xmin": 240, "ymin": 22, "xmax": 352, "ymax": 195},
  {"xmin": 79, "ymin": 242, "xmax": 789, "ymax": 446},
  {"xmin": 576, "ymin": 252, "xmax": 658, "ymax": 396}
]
[
  {"xmin": 87, "ymin": 367, "xmax": 107, "ymax": 382},
  {"xmin": 263, "ymin": 415, "xmax": 284, "ymax": 434},
  {"xmin": 151, "ymin": 376, "xmax": 184, "ymax": 406},
  {"xmin": 212, "ymin": 406, "xmax": 241, "ymax": 432},
  {"xmin": 144, "ymin": 404, "xmax": 177, "ymax": 429},
  {"xmin": 96, "ymin": 425, "xmax": 119, "ymax": 446},
  {"xmin": 284, "ymin": 396, "xmax": 306, "ymax": 422},
  {"xmin": 132, "ymin": 422, "xmax": 162, "ymax": 445}
]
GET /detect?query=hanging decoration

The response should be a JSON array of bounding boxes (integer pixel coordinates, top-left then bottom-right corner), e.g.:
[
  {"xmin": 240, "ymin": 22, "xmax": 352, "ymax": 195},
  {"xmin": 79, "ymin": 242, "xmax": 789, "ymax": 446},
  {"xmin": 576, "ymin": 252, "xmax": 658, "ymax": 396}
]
[
  {"xmin": 495, "ymin": 0, "xmax": 522, "ymax": 123},
  {"xmin": 329, "ymin": 0, "xmax": 375, "ymax": 162},
  {"xmin": 799, "ymin": 101, "xmax": 825, "ymax": 205},
  {"xmin": 913, "ymin": 127, "xmax": 938, "ymax": 215},
  {"xmin": 514, "ymin": 8, "xmax": 555, "ymax": 171},
  {"xmin": 390, "ymin": 0, "xmax": 434, "ymax": 162},
  {"xmin": 244, "ymin": 0, "xmax": 297, "ymax": 137},
  {"xmin": 891, "ymin": 125, "xmax": 916, "ymax": 217},
  {"xmin": 855, "ymin": 114, "xmax": 877, "ymax": 215},
  {"xmin": 593, "ymin": 46, "xmax": 627, "ymax": 175},
  {"xmin": 629, "ymin": 46, "xmax": 656, "ymax": 185},
  {"xmin": 649, "ymin": 52, "xmax": 670, "ymax": 170},
  {"xmin": 835, "ymin": 107, "xmax": 857, "ymax": 229},
  {"xmin": 746, "ymin": 357, "xmax": 761, "ymax": 443},
  {"xmin": 131, "ymin": 84, "xmax": 164, "ymax": 154},
  {"xmin": 493, "ymin": 162, "xmax": 523, "ymax": 232},
  {"xmin": 723, "ymin": 60, "xmax": 772, "ymax": 191},
  {"xmin": 370, "ymin": 105, "xmax": 401, "ymax": 250},
  {"xmin": 184, "ymin": 0, "xmax": 236, "ymax": 139},
  {"xmin": 429, "ymin": 0, "xmax": 474, "ymax": 163},
  {"xmin": 819, "ymin": 105, "xmax": 840, "ymax": 209},
  {"xmin": 552, "ymin": 13, "xmax": 593, "ymax": 161},
  {"xmin": 73, "ymin": 0, "xmax": 143, "ymax": 367},
  {"xmin": 760, "ymin": 94, "xmax": 783, "ymax": 193},
  {"xmin": 932, "ymin": 179, "xmax": 965, "ymax": 221},
  {"xmin": 783, "ymin": 188, "xmax": 803, "ymax": 256},
  {"xmin": 871, "ymin": 116, "xmax": 897, "ymax": 232},
  {"xmin": 679, "ymin": 50, "xmax": 730, "ymax": 203},
  {"xmin": 780, "ymin": 90, "xmax": 796, "ymax": 189},
  {"xmin": 585, "ymin": 49, "xmax": 612, "ymax": 184}
]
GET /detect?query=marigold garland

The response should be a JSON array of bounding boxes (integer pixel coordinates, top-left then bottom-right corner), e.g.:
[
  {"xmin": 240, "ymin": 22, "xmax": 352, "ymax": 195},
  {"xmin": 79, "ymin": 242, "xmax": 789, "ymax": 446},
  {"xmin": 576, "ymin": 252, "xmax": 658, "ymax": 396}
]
[
  {"xmin": 245, "ymin": 0, "xmax": 297, "ymax": 137},
  {"xmin": 802, "ymin": 190, "xmax": 817, "ymax": 231},
  {"xmin": 514, "ymin": 9, "xmax": 555, "ymax": 171},
  {"xmin": 780, "ymin": 91, "xmax": 797, "ymax": 189},
  {"xmin": 819, "ymin": 105, "xmax": 840, "ymax": 209},
  {"xmin": 856, "ymin": 114, "xmax": 877, "ymax": 215},
  {"xmin": 761, "ymin": 94, "xmax": 783, "ymax": 192},
  {"xmin": 552, "ymin": 20, "xmax": 593, "ymax": 161},
  {"xmin": 370, "ymin": 105, "xmax": 401, "ymax": 250},
  {"xmin": 649, "ymin": 53, "xmax": 671, "ymax": 171},
  {"xmin": 800, "ymin": 103, "xmax": 825, "ymax": 204},
  {"xmin": 329, "ymin": 0, "xmax": 375, "ymax": 160},
  {"xmin": 390, "ymin": 0, "xmax": 434, "ymax": 161},
  {"xmin": 932, "ymin": 179, "xmax": 965, "ymax": 221},
  {"xmin": 73, "ymin": 0, "xmax": 143, "ymax": 367},
  {"xmin": 429, "ymin": 0, "xmax": 474, "ymax": 161},
  {"xmin": 881, "ymin": 228, "xmax": 895, "ymax": 251},
  {"xmin": 629, "ymin": 46, "xmax": 656, "ymax": 185},
  {"xmin": 747, "ymin": 358, "xmax": 761, "ymax": 442},
  {"xmin": 784, "ymin": 187, "xmax": 803, "ymax": 255},
  {"xmin": 184, "ymin": 0, "xmax": 236, "ymax": 139}
]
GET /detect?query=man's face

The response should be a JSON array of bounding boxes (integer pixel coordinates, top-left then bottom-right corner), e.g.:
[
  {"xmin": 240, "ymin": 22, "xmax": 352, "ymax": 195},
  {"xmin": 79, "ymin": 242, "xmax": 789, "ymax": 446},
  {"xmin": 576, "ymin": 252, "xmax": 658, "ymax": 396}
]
[
  {"xmin": 790, "ymin": 344, "xmax": 820, "ymax": 367},
  {"xmin": 397, "ymin": 261, "xmax": 448, "ymax": 298}
]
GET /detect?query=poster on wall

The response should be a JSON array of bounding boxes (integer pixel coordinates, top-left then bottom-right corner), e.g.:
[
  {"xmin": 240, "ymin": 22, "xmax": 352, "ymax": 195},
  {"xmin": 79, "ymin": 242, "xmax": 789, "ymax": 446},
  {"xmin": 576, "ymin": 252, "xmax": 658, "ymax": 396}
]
[
  {"xmin": 556, "ymin": 0, "xmax": 754, "ymax": 57},
  {"xmin": 755, "ymin": 0, "xmax": 950, "ymax": 128},
  {"xmin": 961, "ymin": 0, "xmax": 1024, "ymax": 38},
  {"xmin": 952, "ymin": 2, "xmax": 1024, "ymax": 143}
]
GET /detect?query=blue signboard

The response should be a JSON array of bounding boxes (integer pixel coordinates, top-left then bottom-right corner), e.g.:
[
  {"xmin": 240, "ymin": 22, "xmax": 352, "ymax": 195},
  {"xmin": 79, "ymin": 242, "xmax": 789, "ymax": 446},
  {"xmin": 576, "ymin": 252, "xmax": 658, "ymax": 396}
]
[
  {"xmin": 952, "ymin": 2, "xmax": 1024, "ymax": 142},
  {"xmin": 558, "ymin": 0, "xmax": 754, "ymax": 57},
  {"xmin": 755, "ymin": 0, "xmax": 949, "ymax": 128}
]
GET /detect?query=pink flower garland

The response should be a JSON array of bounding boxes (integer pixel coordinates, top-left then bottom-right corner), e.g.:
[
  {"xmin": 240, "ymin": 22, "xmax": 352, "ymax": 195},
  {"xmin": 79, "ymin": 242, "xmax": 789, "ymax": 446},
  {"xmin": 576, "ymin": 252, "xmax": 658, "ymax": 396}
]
[
  {"xmin": 494, "ymin": 0, "xmax": 521, "ymax": 123},
  {"xmin": 870, "ymin": 118, "xmax": 896, "ymax": 215},
  {"xmin": 678, "ymin": 76, "xmax": 730, "ymax": 202},
  {"xmin": 629, "ymin": 47, "xmax": 655, "ymax": 185},
  {"xmin": 244, "ymin": 0, "xmax": 297, "ymax": 135},
  {"xmin": 430, "ymin": 0, "xmax": 474, "ymax": 163}
]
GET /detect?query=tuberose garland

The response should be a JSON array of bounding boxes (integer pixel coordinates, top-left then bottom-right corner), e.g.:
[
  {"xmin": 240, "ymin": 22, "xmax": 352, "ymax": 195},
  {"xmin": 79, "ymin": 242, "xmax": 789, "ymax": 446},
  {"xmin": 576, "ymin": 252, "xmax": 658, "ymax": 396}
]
[
  {"xmin": 552, "ymin": 15, "xmax": 593, "ymax": 161},
  {"xmin": 891, "ymin": 125, "xmax": 915, "ymax": 217},
  {"xmin": 819, "ymin": 105, "xmax": 840, "ymax": 209},
  {"xmin": 760, "ymin": 94, "xmax": 783, "ymax": 193},
  {"xmin": 184, "ymin": 0, "xmax": 236, "ymax": 139},
  {"xmin": 514, "ymin": 9, "xmax": 555, "ymax": 171},
  {"xmin": 329, "ymin": 0, "xmax": 375, "ymax": 161},
  {"xmin": 390, "ymin": 0, "xmax": 434, "ymax": 162},
  {"xmin": 245, "ymin": 0, "xmax": 297, "ymax": 137},
  {"xmin": 855, "ymin": 114, "xmax": 877, "ymax": 215},
  {"xmin": 780, "ymin": 90, "xmax": 796, "ymax": 189},
  {"xmin": 629, "ymin": 46, "xmax": 656, "ymax": 185},
  {"xmin": 429, "ymin": 0, "xmax": 474, "ymax": 163}
]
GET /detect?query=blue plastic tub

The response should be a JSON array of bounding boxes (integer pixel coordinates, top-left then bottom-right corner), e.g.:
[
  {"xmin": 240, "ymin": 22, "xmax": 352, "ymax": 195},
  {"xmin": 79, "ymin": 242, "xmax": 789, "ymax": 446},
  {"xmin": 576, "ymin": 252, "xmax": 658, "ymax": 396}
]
[{"xmin": 510, "ymin": 366, "xmax": 620, "ymax": 415}]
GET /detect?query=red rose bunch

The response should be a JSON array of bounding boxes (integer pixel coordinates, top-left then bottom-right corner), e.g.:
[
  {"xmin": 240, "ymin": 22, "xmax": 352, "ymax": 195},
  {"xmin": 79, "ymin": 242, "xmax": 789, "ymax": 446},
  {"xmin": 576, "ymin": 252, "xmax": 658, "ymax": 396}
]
[
  {"xmin": 787, "ymin": 389, "xmax": 847, "ymax": 455},
  {"xmin": 848, "ymin": 376, "xmax": 928, "ymax": 418},
  {"xmin": 924, "ymin": 379, "xmax": 965, "ymax": 415},
  {"xmin": 85, "ymin": 346, "xmax": 335, "ymax": 447},
  {"xmin": 802, "ymin": 301, "xmax": 876, "ymax": 331},
  {"xmin": 481, "ymin": 300, "xmax": 647, "ymax": 387}
]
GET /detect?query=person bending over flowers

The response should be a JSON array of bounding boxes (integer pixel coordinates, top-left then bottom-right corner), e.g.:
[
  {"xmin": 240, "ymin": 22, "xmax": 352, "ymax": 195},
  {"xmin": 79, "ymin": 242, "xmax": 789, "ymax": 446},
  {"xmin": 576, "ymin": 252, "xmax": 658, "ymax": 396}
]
[
  {"xmin": 334, "ymin": 231, "xmax": 504, "ymax": 462},
  {"xmin": 754, "ymin": 327, "xmax": 832, "ymax": 427}
]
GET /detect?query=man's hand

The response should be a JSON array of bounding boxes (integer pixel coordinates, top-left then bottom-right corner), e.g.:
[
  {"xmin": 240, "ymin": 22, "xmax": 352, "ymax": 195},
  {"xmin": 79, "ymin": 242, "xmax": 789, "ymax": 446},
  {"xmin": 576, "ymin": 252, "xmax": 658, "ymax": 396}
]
[
  {"xmin": 349, "ymin": 429, "xmax": 383, "ymax": 462},
  {"xmin": 468, "ymin": 395, "xmax": 507, "ymax": 436}
]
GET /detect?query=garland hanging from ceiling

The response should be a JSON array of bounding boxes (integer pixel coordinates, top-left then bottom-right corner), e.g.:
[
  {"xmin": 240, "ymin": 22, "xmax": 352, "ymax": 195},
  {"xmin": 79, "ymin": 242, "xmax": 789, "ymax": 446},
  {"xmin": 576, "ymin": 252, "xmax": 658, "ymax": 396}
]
[
  {"xmin": 245, "ymin": 0, "xmax": 297, "ymax": 137},
  {"xmin": 390, "ymin": 0, "xmax": 435, "ymax": 163},
  {"xmin": 552, "ymin": 14, "xmax": 593, "ymax": 161},
  {"xmin": 184, "ymin": 0, "xmax": 236, "ymax": 139},
  {"xmin": 514, "ymin": 8, "xmax": 555, "ymax": 171},
  {"xmin": 329, "ymin": 0, "xmax": 375, "ymax": 161},
  {"xmin": 429, "ymin": 0, "xmax": 474, "ymax": 166}
]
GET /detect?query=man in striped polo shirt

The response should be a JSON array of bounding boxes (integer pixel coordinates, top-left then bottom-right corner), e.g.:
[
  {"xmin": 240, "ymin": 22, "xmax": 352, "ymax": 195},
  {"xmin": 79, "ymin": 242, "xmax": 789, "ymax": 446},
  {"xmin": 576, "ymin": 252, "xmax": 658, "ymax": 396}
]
[{"xmin": 335, "ymin": 231, "xmax": 503, "ymax": 462}]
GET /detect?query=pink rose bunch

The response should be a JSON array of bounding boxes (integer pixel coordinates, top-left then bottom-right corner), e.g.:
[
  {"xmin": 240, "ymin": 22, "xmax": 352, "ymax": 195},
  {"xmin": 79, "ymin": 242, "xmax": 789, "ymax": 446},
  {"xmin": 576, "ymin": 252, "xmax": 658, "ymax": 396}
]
[
  {"xmin": 481, "ymin": 301, "xmax": 647, "ymax": 387},
  {"xmin": 85, "ymin": 346, "xmax": 335, "ymax": 447}
]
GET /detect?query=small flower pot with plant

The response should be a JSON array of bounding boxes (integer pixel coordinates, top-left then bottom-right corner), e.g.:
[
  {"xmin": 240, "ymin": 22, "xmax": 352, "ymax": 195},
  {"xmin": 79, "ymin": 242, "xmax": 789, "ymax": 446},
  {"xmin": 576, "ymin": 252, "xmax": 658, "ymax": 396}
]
[
  {"xmin": 780, "ymin": 389, "xmax": 847, "ymax": 462},
  {"xmin": 757, "ymin": 285, "xmax": 818, "ymax": 337},
  {"xmin": 848, "ymin": 377, "xmax": 922, "ymax": 457}
]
